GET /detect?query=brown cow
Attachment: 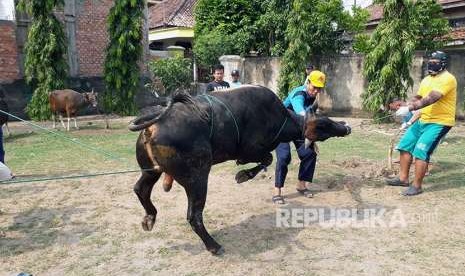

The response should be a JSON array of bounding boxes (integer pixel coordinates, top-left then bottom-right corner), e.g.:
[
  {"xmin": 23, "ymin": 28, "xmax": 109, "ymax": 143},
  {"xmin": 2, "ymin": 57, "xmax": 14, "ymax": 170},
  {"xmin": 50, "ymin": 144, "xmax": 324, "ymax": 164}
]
[{"xmin": 49, "ymin": 89, "xmax": 98, "ymax": 131}]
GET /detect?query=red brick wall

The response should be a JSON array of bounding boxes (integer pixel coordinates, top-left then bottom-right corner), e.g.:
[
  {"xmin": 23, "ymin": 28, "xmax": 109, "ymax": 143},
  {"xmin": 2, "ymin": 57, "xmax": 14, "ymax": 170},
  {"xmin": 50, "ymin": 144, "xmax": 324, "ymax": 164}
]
[
  {"xmin": 0, "ymin": 21, "xmax": 20, "ymax": 83},
  {"xmin": 76, "ymin": 0, "xmax": 113, "ymax": 77}
]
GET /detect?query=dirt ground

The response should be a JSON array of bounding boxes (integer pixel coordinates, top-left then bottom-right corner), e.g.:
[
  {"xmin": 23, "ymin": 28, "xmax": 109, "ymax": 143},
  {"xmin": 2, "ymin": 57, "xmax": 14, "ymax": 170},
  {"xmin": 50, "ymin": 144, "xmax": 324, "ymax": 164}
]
[{"xmin": 1, "ymin": 117, "xmax": 465, "ymax": 275}]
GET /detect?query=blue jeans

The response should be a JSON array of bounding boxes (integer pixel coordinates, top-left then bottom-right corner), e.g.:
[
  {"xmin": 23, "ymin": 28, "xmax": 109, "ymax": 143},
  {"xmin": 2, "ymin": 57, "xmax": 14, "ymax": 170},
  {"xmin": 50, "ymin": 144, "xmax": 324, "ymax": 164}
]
[
  {"xmin": 275, "ymin": 140, "xmax": 317, "ymax": 188},
  {"xmin": 0, "ymin": 127, "xmax": 4, "ymax": 163}
]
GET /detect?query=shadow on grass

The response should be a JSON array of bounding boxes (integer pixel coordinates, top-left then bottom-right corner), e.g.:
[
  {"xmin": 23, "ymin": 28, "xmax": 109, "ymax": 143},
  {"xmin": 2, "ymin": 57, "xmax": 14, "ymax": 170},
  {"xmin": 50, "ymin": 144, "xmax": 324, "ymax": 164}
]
[
  {"xmin": 0, "ymin": 207, "xmax": 95, "ymax": 257},
  {"xmin": 167, "ymin": 201, "xmax": 395, "ymax": 258},
  {"xmin": 423, "ymin": 161, "xmax": 465, "ymax": 193}
]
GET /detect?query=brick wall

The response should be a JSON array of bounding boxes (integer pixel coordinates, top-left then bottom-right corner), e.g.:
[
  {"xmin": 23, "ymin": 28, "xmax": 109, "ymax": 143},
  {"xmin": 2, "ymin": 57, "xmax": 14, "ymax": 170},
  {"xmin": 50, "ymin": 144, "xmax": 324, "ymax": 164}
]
[
  {"xmin": 0, "ymin": 20, "xmax": 20, "ymax": 83},
  {"xmin": 75, "ymin": 0, "xmax": 113, "ymax": 77}
]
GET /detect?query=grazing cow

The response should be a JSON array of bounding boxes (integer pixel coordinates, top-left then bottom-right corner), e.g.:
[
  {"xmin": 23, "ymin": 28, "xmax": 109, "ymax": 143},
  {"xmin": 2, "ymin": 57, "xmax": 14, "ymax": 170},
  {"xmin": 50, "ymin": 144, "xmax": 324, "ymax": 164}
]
[
  {"xmin": 128, "ymin": 85, "xmax": 351, "ymax": 254},
  {"xmin": 49, "ymin": 89, "xmax": 98, "ymax": 131}
]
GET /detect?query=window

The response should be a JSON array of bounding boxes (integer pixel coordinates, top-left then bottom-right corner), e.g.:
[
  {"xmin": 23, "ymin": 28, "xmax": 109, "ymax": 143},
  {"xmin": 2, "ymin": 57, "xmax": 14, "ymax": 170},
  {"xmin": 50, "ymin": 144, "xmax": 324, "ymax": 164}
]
[
  {"xmin": 449, "ymin": 18, "xmax": 465, "ymax": 28},
  {"xmin": 0, "ymin": 0, "xmax": 15, "ymax": 21},
  {"xmin": 150, "ymin": 41, "xmax": 164, "ymax": 51}
]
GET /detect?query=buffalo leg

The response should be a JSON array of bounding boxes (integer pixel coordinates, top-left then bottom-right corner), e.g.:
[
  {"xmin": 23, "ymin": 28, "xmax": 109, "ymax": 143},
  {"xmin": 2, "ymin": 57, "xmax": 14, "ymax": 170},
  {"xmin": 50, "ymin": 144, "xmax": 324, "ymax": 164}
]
[
  {"xmin": 134, "ymin": 171, "xmax": 161, "ymax": 231},
  {"xmin": 52, "ymin": 114, "xmax": 56, "ymax": 129},
  {"xmin": 67, "ymin": 117, "xmax": 71, "ymax": 131},
  {"xmin": 235, "ymin": 153, "xmax": 273, "ymax": 183},
  {"xmin": 59, "ymin": 115, "xmax": 66, "ymax": 130},
  {"xmin": 73, "ymin": 117, "xmax": 79, "ymax": 130},
  {"xmin": 182, "ymin": 174, "xmax": 223, "ymax": 255}
]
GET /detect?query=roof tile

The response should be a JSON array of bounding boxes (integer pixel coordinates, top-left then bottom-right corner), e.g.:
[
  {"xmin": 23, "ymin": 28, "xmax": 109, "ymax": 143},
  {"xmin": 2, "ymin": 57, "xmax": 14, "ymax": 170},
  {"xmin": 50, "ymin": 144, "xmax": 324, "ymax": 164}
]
[{"xmin": 149, "ymin": 0, "xmax": 196, "ymax": 29}]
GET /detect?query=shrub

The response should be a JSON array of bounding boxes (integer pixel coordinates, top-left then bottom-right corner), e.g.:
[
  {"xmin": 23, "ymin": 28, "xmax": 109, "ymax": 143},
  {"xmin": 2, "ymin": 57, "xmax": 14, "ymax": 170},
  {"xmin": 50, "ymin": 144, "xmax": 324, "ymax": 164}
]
[{"xmin": 148, "ymin": 56, "xmax": 192, "ymax": 95}]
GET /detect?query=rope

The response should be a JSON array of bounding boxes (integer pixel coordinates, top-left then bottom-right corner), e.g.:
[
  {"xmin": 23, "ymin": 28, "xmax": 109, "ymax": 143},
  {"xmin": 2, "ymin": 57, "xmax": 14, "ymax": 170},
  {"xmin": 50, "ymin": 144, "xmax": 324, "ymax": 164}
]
[
  {"xmin": 0, "ymin": 167, "xmax": 163, "ymax": 185},
  {"xmin": 271, "ymin": 117, "xmax": 288, "ymax": 144},
  {"xmin": 0, "ymin": 169, "xmax": 142, "ymax": 185},
  {"xmin": 0, "ymin": 109, "xmax": 127, "ymax": 163},
  {"xmin": 349, "ymin": 113, "xmax": 397, "ymax": 130},
  {"xmin": 199, "ymin": 95, "xmax": 214, "ymax": 139},
  {"xmin": 200, "ymin": 94, "xmax": 240, "ymax": 144}
]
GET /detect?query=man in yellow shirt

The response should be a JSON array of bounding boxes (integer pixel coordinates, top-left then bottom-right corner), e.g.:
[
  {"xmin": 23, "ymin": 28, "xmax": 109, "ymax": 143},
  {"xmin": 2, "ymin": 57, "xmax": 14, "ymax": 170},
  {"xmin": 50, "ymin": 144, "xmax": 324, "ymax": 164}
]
[{"xmin": 387, "ymin": 51, "xmax": 457, "ymax": 196}]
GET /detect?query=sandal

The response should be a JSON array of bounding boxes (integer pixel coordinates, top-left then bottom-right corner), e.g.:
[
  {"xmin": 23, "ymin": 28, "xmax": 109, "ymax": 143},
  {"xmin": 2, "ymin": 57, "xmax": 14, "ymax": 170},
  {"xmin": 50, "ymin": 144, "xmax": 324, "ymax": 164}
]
[
  {"xmin": 401, "ymin": 186, "xmax": 423, "ymax": 196},
  {"xmin": 296, "ymin": 188, "xmax": 314, "ymax": 198},
  {"xmin": 386, "ymin": 177, "xmax": 409, "ymax": 187},
  {"xmin": 272, "ymin": 195, "xmax": 285, "ymax": 204}
]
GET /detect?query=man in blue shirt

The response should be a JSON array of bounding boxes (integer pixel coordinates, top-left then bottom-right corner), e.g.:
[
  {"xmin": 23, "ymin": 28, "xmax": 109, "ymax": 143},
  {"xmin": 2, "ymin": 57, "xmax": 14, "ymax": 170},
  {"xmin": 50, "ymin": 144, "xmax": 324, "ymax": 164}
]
[
  {"xmin": 230, "ymin": 69, "xmax": 242, "ymax": 88},
  {"xmin": 273, "ymin": 70, "xmax": 326, "ymax": 204}
]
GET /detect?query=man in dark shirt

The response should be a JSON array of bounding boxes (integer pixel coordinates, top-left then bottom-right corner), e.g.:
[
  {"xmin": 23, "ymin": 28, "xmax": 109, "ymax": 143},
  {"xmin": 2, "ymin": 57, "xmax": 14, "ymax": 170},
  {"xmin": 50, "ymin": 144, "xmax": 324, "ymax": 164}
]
[{"xmin": 206, "ymin": 64, "xmax": 230, "ymax": 92}]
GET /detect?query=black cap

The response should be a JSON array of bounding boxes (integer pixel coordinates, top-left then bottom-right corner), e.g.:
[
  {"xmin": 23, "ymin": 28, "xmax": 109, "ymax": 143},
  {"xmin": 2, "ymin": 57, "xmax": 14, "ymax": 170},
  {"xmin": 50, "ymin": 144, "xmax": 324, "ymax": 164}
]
[
  {"xmin": 430, "ymin": 51, "xmax": 447, "ymax": 62},
  {"xmin": 231, "ymin": 69, "xmax": 239, "ymax": 76}
]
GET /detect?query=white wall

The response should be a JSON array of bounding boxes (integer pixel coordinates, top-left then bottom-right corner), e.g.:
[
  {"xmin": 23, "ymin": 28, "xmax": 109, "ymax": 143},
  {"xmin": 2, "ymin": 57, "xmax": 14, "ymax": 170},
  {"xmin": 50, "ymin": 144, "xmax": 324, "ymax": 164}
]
[{"xmin": 0, "ymin": 0, "xmax": 15, "ymax": 21}]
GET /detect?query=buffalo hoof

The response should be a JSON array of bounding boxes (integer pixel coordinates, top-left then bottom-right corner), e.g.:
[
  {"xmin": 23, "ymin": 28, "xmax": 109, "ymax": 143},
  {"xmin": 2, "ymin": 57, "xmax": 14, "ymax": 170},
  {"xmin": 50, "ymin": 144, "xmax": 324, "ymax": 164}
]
[
  {"xmin": 209, "ymin": 246, "xmax": 224, "ymax": 256},
  {"xmin": 141, "ymin": 214, "xmax": 156, "ymax": 231},
  {"xmin": 162, "ymin": 181, "xmax": 172, "ymax": 192},
  {"xmin": 162, "ymin": 174, "xmax": 174, "ymax": 192},
  {"xmin": 235, "ymin": 170, "xmax": 252, "ymax": 184}
]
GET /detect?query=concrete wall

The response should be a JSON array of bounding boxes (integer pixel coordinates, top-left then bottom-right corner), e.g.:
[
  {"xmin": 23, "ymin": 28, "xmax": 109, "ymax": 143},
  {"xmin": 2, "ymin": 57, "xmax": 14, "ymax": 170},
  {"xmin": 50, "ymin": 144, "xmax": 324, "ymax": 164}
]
[
  {"xmin": 221, "ymin": 53, "xmax": 464, "ymax": 116},
  {"xmin": 220, "ymin": 55, "xmax": 281, "ymax": 93}
]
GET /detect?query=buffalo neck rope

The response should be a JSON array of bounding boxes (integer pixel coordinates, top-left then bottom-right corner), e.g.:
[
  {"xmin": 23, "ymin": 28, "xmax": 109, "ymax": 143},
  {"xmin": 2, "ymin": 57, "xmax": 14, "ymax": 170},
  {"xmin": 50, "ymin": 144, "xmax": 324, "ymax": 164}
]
[
  {"xmin": 198, "ymin": 94, "xmax": 288, "ymax": 146},
  {"xmin": 199, "ymin": 94, "xmax": 241, "ymax": 143}
]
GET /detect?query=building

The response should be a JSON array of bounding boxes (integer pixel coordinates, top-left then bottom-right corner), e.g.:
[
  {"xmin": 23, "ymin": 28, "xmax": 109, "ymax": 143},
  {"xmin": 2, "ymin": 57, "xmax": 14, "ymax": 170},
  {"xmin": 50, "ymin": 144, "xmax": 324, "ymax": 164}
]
[
  {"xmin": 148, "ymin": 0, "xmax": 196, "ymax": 58},
  {"xmin": 0, "ymin": 0, "xmax": 149, "ymax": 117},
  {"xmin": 366, "ymin": 0, "xmax": 465, "ymax": 49}
]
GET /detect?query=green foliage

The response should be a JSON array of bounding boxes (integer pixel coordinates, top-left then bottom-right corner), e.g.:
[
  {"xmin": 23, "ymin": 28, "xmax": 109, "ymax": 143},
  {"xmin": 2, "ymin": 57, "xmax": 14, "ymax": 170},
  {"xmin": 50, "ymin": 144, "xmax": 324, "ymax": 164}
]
[
  {"xmin": 254, "ymin": 0, "xmax": 292, "ymax": 56},
  {"xmin": 17, "ymin": 0, "xmax": 68, "ymax": 120},
  {"xmin": 362, "ymin": 0, "xmax": 450, "ymax": 120},
  {"xmin": 353, "ymin": 33, "xmax": 371, "ymax": 54},
  {"xmin": 148, "ymin": 57, "xmax": 192, "ymax": 95},
  {"xmin": 193, "ymin": 0, "xmax": 260, "ymax": 67},
  {"xmin": 193, "ymin": 30, "xmax": 236, "ymax": 68},
  {"xmin": 193, "ymin": 0, "xmax": 294, "ymax": 67},
  {"xmin": 104, "ymin": 0, "xmax": 144, "ymax": 115},
  {"xmin": 277, "ymin": 0, "xmax": 368, "ymax": 98}
]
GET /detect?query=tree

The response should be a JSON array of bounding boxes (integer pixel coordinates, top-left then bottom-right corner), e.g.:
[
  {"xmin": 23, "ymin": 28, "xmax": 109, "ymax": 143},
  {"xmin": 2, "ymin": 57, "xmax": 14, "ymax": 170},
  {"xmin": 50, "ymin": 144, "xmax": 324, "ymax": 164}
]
[
  {"xmin": 277, "ymin": 0, "xmax": 368, "ymax": 97},
  {"xmin": 193, "ymin": 0, "xmax": 259, "ymax": 67},
  {"xmin": 192, "ymin": 29, "xmax": 236, "ymax": 68},
  {"xmin": 254, "ymin": 0, "xmax": 292, "ymax": 57},
  {"xmin": 361, "ymin": 0, "xmax": 450, "ymax": 120},
  {"xmin": 17, "ymin": 0, "xmax": 68, "ymax": 120},
  {"xmin": 104, "ymin": 0, "xmax": 145, "ymax": 115},
  {"xmin": 148, "ymin": 56, "xmax": 192, "ymax": 96}
]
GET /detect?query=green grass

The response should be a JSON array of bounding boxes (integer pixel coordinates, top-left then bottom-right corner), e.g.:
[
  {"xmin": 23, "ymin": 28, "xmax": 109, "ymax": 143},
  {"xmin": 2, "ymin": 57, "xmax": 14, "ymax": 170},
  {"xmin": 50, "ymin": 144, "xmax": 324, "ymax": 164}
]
[{"xmin": 4, "ymin": 122, "xmax": 139, "ymax": 178}]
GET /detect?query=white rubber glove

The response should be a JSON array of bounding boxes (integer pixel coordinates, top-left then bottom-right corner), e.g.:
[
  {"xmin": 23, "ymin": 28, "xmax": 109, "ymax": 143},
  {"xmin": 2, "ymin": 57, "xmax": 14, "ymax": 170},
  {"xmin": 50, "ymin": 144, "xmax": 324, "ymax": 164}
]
[{"xmin": 395, "ymin": 106, "xmax": 410, "ymax": 117}]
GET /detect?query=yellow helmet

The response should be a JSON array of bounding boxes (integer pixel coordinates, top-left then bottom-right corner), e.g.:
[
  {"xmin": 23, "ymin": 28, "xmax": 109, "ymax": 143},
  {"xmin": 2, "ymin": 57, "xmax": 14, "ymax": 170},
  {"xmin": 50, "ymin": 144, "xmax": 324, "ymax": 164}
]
[{"xmin": 307, "ymin": 70, "xmax": 326, "ymax": 88}]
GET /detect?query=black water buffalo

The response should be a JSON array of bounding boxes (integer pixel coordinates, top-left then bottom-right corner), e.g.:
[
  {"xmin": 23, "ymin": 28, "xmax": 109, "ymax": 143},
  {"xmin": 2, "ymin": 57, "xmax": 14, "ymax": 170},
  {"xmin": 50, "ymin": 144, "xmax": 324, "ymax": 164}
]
[{"xmin": 128, "ymin": 85, "xmax": 351, "ymax": 254}]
